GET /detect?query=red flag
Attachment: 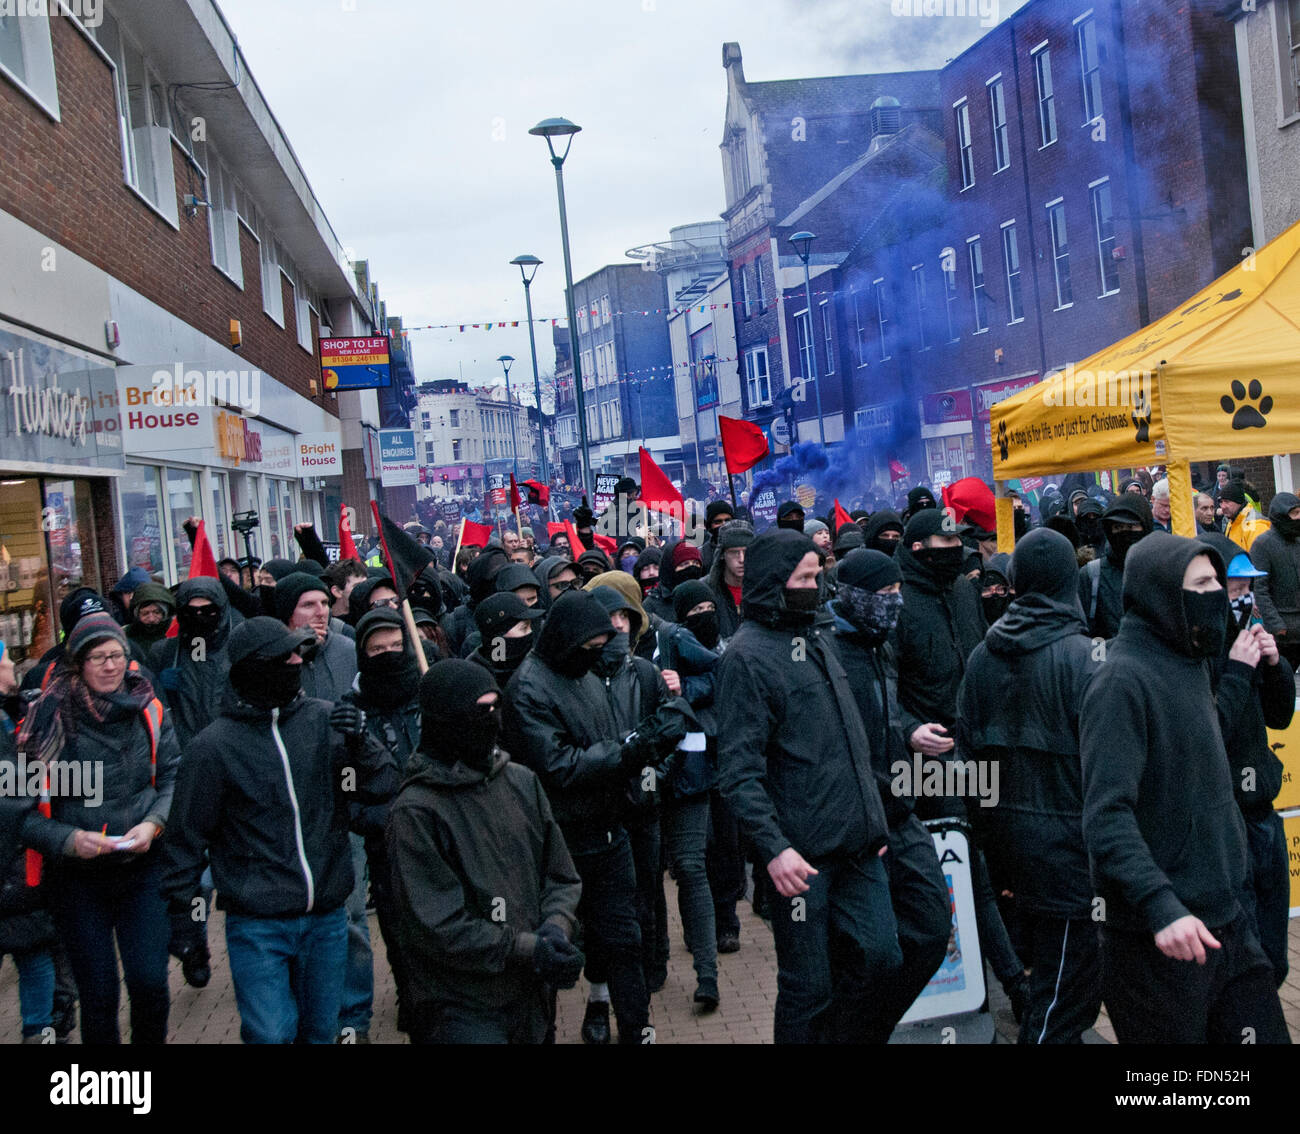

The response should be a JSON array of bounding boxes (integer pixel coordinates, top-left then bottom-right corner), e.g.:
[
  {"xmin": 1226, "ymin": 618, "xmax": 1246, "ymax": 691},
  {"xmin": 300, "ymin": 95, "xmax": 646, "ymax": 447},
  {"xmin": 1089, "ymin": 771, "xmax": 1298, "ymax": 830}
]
[
  {"xmin": 718, "ymin": 415, "xmax": 770, "ymax": 475},
  {"xmin": 833, "ymin": 499, "xmax": 853, "ymax": 532},
  {"xmin": 461, "ymin": 518, "xmax": 494, "ymax": 548},
  {"xmin": 188, "ymin": 519, "xmax": 219, "ymax": 579},
  {"xmin": 339, "ymin": 504, "xmax": 359, "ymax": 562},
  {"xmin": 522, "ymin": 479, "xmax": 550, "ymax": 507},
  {"xmin": 592, "ymin": 533, "xmax": 618, "ymax": 558},
  {"xmin": 546, "ymin": 521, "xmax": 566, "ymax": 543},
  {"xmin": 638, "ymin": 447, "xmax": 684, "ymax": 517},
  {"xmin": 565, "ymin": 519, "xmax": 588, "ymax": 556},
  {"xmin": 509, "ymin": 473, "xmax": 521, "ymax": 513},
  {"xmin": 888, "ymin": 458, "xmax": 909, "ymax": 482}
]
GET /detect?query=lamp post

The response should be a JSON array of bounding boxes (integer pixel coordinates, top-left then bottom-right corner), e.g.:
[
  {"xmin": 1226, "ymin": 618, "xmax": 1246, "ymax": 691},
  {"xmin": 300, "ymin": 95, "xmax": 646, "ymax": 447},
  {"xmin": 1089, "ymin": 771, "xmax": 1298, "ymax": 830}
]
[
  {"xmin": 789, "ymin": 230, "xmax": 826, "ymax": 447},
  {"xmin": 497, "ymin": 354, "xmax": 519, "ymax": 482},
  {"xmin": 530, "ymin": 117, "xmax": 593, "ymax": 503},
  {"xmin": 510, "ymin": 254, "xmax": 549, "ymax": 487}
]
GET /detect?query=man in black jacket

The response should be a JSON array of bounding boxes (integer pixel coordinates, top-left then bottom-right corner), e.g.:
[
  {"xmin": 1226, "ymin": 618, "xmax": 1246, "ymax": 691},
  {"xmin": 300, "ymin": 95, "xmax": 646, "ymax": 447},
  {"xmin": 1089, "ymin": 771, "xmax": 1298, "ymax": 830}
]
[
  {"xmin": 386, "ymin": 661, "xmax": 584, "ymax": 1043},
  {"xmin": 1080, "ymin": 533, "xmax": 1290, "ymax": 1043},
  {"xmin": 159, "ymin": 617, "xmax": 395, "ymax": 1045},
  {"xmin": 828, "ymin": 549, "xmax": 949, "ymax": 1042},
  {"xmin": 957, "ymin": 529, "xmax": 1103, "ymax": 1043},
  {"xmin": 705, "ymin": 520, "xmax": 753, "ymax": 643},
  {"xmin": 1201, "ymin": 532, "xmax": 1295, "ymax": 987},
  {"xmin": 1249, "ymin": 491, "xmax": 1300, "ymax": 669},
  {"xmin": 501, "ymin": 589, "xmax": 687, "ymax": 1044},
  {"xmin": 1078, "ymin": 493, "xmax": 1153, "ymax": 640},
  {"xmin": 148, "ymin": 577, "xmax": 235, "ymax": 748},
  {"xmin": 716, "ymin": 529, "xmax": 901, "ymax": 1044}
]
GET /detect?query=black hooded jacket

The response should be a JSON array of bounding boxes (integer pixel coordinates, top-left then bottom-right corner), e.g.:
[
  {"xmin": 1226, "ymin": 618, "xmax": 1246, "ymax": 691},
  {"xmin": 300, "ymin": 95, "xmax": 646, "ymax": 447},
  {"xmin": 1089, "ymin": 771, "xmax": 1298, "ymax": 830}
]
[
  {"xmin": 862, "ymin": 510, "xmax": 904, "ymax": 556},
  {"xmin": 716, "ymin": 530, "xmax": 890, "ymax": 865},
  {"xmin": 956, "ymin": 530, "xmax": 1100, "ymax": 916},
  {"xmin": 1079, "ymin": 494, "xmax": 1154, "ymax": 639},
  {"xmin": 442, "ymin": 548, "xmax": 508, "ymax": 657},
  {"xmin": 1249, "ymin": 491, "xmax": 1300, "ymax": 638},
  {"xmin": 147, "ymin": 577, "xmax": 236, "ymax": 748},
  {"xmin": 1080, "ymin": 532, "xmax": 1249, "ymax": 934}
]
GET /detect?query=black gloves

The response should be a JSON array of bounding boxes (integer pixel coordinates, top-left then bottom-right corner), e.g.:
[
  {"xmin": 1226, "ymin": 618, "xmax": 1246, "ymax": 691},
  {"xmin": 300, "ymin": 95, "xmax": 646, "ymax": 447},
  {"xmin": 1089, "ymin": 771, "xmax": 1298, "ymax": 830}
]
[
  {"xmin": 329, "ymin": 703, "xmax": 366, "ymax": 738},
  {"xmin": 532, "ymin": 923, "xmax": 585, "ymax": 988},
  {"xmin": 621, "ymin": 702, "xmax": 692, "ymax": 770},
  {"xmin": 168, "ymin": 911, "xmax": 211, "ymax": 988}
]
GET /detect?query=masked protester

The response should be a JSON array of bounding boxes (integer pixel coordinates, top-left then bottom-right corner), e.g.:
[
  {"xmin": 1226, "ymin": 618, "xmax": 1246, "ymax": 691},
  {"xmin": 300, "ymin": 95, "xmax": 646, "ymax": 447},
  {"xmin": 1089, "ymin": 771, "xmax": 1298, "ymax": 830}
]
[
  {"xmin": 339, "ymin": 608, "xmax": 426, "ymax": 1036},
  {"xmin": 1075, "ymin": 498, "xmax": 1106, "ymax": 555},
  {"xmin": 502, "ymin": 589, "xmax": 688, "ymax": 1045},
  {"xmin": 443, "ymin": 547, "xmax": 509, "ymax": 658},
  {"xmin": 1080, "ymin": 494, "xmax": 1154, "ymax": 640},
  {"xmin": 577, "ymin": 548, "xmax": 613, "ymax": 587},
  {"xmin": 980, "ymin": 553, "xmax": 1012, "ymax": 625},
  {"xmin": 1080, "ymin": 534, "xmax": 1290, "ymax": 1043},
  {"xmin": 716, "ymin": 530, "xmax": 902, "ymax": 1043},
  {"xmin": 387, "ymin": 661, "xmax": 583, "ymax": 1043},
  {"xmin": 124, "ymin": 583, "xmax": 176, "ymax": 663},
  {"xmin": 701, "ymin": 501, "xmax": 734, "ymax": 573},
  {"xmin": 1198, "ymin": 535, "xmax": 1295, "ymax": 988},
  {"xmin": 632, "ymin": 548, "xmax": 663, "ymax": 604},
  {"xmin": 861, "ymin": 510, "xmax": 904, "ymax": 558},
  {"xmin": 469, "ymin": 593, "xmax": 545, "ymax": 687},
  {"xmin": 903, "ymin": 486, "xmax": 937, "ymax": 524},
  {"xmin": 957, "ymin": 530, "xmax": 1104, "ymax": 1043},
  {"xmin": 158, "ymin": 617, "xmax": 395, "ymax": 1045},
  {"xmin": 1249, "ymin": 492, "xmax": 1300, "ymax": 670},
  {"xmin": 774, "ymin": 502, "xmax": 805, "ymax": 532},
  {"xmin": 827, "ymin": 549, "xmax": 950, "ymax": 1041},
  {"xmin": 616, "ymin": 537, "xmax": 646, "ymax": 576},
  {"xmin": 148, "ymin": 578, "xmax": 235, "ymax": 748}
]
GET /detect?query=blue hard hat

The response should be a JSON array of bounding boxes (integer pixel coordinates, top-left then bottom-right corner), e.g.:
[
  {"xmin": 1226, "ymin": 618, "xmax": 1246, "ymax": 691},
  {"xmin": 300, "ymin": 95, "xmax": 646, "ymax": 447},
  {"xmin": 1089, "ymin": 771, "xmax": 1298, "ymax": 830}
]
[{"xmin": 1227, "ymin": 553, "xmax": 1267, "ymax": 579}]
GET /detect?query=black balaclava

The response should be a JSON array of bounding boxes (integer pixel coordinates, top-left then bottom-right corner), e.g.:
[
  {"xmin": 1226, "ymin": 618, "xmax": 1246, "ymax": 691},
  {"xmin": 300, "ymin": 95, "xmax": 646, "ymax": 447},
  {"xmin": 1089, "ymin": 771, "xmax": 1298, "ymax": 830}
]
[
  {"xmin": 407, "ymin": 565, "xmax": 444, "ymax": 619},
  {"xmin": 632, "ymin": 547, "xmax": 662, "ymax": 599},
  {"xmin": 418, "ymin": 659, "xmax": 501, "ymax": 772},
  {"xmin": 534, "ymin": 590, "xmax": 614, "ymax": 679},
  {"xmin": 902, "ymin": 509, "xmax": 965, "ymax": 585},
  {"xmin": 355, "ymin": 608, "xmax": 421, "ymax": 710},
  {"xmin": 741, "ymin": 529, "xmax": 820, "ymax": 629},
  {"xmin": 229, "ymin": 638, "xmax": 305, "ymax": 709},
  {"xmin": 862, "ymin": 510, "xmax": 904, "ymax": 557},
  {"xmin": 1102, "ymin": 493, "xmax": 1154, "ymax": 568},
  {"xmin": 1122, "ymin": 531, "xmax": 1227, "ymax": 658},
  {"xmin": 1268, "ymin": 492, "xmax": 1300, "ymax": 541},
  {"xmin": 836, "ymin": 549, "xmax": 904, "ymax": 644},
  {"xmin": 175, "ymin": 577, "xmax": 230, "ymax": 646},
  {"xmin": 981, "ymin": 552, "xmax": 1012, "ymax": 624},
  {"xmin": 673, "ymin": 579, "xmax": 719, "ymax": 650}
]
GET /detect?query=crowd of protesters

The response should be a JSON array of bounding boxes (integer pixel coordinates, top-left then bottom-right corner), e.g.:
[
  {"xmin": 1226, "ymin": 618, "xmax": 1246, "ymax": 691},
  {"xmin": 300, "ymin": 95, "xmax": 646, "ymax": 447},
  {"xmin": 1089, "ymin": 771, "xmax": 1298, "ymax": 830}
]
[{"xmin": 0, "ymin": 461, "xmax": 1292, "ymax": 1045}]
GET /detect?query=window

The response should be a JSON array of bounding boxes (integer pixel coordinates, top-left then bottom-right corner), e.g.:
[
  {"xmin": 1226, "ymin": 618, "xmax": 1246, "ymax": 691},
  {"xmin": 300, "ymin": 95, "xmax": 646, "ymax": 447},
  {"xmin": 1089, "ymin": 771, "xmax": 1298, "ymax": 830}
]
[
  {"xmin": 98, "ymin": 11, "xmax": 177, "ymax": 222},
  {"xmin": 873, "ymin": 280, "xmax": 890, "ymax": 361},
  {"xmin": 1090, "ymin": 179, "xmax": 1120, "ymax": 294},
  {"xmin": 166, "ymin": 468, "xmax": 201, "ymax": 579},
  {"xmin": 577, "ymin": 306, "xmax": 588, "ymax": 334},
  {"xmin": 821, "ymin": 303, "xmax": 835, "ymax": 374},
  {"xmin": 260, "ymin": 232, "xmax": 284, "ymax": 325},
  {"xmin": 206, "ymin": 153, "xmax": 243, "ymax": 286},
  {"xmin": 740, "ymin": 266, "xmax": 752, "ymax": 319},
  {"xmin": 1282, "ymin": 0, "xmax": 1300, "ymax": 118},
  {"xmin": 955, "ymin": 100, "xmax": 974, "ymax": 189},
  {"xmin": 1033, "ymin": 45, "xmax": 1057, "ymax": 146},
  {"xmin": 988, "ymin": 77, "xmax": 1010, "ymax": 171},
  {"xmin": 601, "ymin": 295, "xmax": 611, "ymax": 325},
  {"xmin": 0, "ymin": 5, "xmax": 58, "ymax": 117},
  {"xmin": 968, "ymin": 238, "xmax": 988, "ymax": 333},
  {"xmin": 745, "ymin": 348, "xmax": 771, "ymax": 406},
  {"xmin": 1077, "ymin": 13, "xmax": 1103, "ymax": 124},
  {"xmin": 853, "ymin": 289, "xmax": 870, "ymax": 367},
  {"xmin": 943, "ymin": 256, "xmax": 960, "ymax": 343},
  {"xmin": 911, "ymin": 266, "xmax": 929, "ymax": 351},
  {"xmin": 794, "ymin": 310, "xmax": 815, "ymax": 379},
  {"xmin": 1048, "ymin": 200, "xmax": 1073, "ymax": 308},
  {"xmin": 1002, "ymin": 222, "xmax": 1024, "ymax": 323},
  {"xmin": 296, "ymin": 283, "xmax": 317, "ymax": 352},
  {"xmin": 120, "ymin": 464, "xmax": 164, "ymax": 576},
  {"xmin": 754, "ymin": 254, "xmax": 767, "ymax": 311},
  {"xmin": 610, "ymin": 398, "xmax": 622, "ymax": 436},
  {"xmin": 730, "ymin": 131, "xmax": 751, "ymax": 198},
  {"xmin": 449, "ymin": 408, "xmax": 460, "ymax": 428}
]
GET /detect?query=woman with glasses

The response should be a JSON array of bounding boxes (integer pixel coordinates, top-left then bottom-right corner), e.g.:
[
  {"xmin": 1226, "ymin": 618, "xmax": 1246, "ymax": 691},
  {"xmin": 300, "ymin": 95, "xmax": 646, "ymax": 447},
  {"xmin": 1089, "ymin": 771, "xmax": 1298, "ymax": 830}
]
[{"xmin": 18, "ymin": 614, "xmax": 179, "ymax": 1044}]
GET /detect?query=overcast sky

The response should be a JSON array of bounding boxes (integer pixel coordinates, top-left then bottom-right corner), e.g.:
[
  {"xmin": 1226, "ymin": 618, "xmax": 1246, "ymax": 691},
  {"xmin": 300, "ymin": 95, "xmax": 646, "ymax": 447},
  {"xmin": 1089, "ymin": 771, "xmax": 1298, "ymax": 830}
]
[{"xmin": 217, "ymin": 0, "xmax": 1025, "ymax": 391}]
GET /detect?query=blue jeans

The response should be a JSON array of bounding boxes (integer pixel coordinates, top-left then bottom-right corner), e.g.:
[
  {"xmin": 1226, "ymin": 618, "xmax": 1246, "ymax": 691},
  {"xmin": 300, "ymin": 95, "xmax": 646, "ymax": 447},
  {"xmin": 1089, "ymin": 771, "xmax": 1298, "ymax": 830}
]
[
  {"xmin": 4, "ymin": 948, "xmax": 55, "ymax": 1038},
  {"xmin": 339, "ymin": 832, "xmax": 374, "ymax": 1034},
  {"xmin": 767, "ymin": 849, "xmax": 903, "ymax": 1044},
  {"xmin": 225, "ymin": 906, "xmax": 349, "ymax": 1044},
  {"xmin": 48, "ymin": 856, "xmax": 170, "ymax": 1044}
]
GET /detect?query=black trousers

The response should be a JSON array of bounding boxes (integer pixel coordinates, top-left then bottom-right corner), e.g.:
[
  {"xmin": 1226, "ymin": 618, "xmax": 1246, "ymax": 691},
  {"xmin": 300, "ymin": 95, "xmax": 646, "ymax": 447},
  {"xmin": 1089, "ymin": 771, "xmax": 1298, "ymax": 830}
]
[
  {"xmin": 408, "ymin": 990, "xmax": 549, "ymax": 1044},
  {"xmin": 1241, "ymin": 810, "xmax": 1289, "ymax": 987},
  {"xmin": 1101, "ymin": 911, "xmax": 1290, "ymax": 1044},
  {"xmin": 705, "ymin": 789, "xmax": 746, "ymax": 938},
  {"xmin": 1016, "ymin": 913, "xmax": 1102, "ymax": 1044}
]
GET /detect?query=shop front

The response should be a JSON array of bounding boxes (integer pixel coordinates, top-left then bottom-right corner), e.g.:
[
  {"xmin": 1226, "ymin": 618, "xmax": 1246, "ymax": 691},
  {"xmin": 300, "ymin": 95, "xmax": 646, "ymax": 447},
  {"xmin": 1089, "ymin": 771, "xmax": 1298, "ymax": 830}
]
[
  {"xmin": 0, "ymin": 321, "xmax": 125, "ymax": 670},
  {"xmin": 919, "ymin": 388, "xmax": 976, "ymax": 489}
]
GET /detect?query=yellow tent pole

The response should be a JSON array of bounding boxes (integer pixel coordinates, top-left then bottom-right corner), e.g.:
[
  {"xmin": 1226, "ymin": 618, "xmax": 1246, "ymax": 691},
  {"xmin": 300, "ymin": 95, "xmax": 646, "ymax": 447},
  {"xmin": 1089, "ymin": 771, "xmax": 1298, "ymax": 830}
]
[
  {"xmin": 994, "ymin": 480, "xmax": 1015, "ymax": 553},
  {"xmin": 1167, "ymin": 457, "xmax": 1196, "ymax": 538}
]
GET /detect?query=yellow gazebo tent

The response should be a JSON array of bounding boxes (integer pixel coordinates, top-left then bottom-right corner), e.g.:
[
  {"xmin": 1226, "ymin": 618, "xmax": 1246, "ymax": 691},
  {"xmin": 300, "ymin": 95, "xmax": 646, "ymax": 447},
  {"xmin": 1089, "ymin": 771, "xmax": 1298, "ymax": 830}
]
[{"xmin": 991, "ymin": 215, "xmax": 1300, "ymax": 548}]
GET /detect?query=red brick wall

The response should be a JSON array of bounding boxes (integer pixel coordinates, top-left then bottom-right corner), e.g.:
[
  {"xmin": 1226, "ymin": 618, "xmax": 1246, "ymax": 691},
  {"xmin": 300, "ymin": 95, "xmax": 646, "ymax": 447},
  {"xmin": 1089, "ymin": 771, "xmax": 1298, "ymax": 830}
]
[
  {"xmin": 341, "ymin": 449, "xmax": 371, "ymax": 536},
  {"xmin": 0, "ymin": 15, "xmax": 335, "ymax": 416}
]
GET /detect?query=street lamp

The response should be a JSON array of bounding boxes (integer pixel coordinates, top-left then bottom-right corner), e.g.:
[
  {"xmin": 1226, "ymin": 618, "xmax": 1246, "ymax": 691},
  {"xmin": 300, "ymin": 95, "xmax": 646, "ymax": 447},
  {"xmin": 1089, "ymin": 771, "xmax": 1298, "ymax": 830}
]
[
  {"xmin": 530, "ymin": 116, "xmax": 593, "ymax": 503},
  {"xmin": 789, "ymin": 230, "xmax": 826, "ymax": 446},
  {"xmin": 497, "ymin": 354, "xmax": 520, "ymax": 481},
  {"xmin": 510, "ymin": 253, "xmax": 550, "ymax": 488}
]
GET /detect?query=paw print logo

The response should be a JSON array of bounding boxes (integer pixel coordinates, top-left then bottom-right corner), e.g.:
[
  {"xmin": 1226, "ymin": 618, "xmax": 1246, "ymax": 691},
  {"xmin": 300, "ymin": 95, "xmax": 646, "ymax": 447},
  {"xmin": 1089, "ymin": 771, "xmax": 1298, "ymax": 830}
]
[
  {"xmin": 1221, "ymin": 379, "xmax": 1272, "ymax": 430},
  {"xmin": 1132, "ymin": 391, "xmax": 1152, "ymax": 443},
  {"xmin": 996, "ymin": 420, "xmax": 1009, "ymax": 462}
]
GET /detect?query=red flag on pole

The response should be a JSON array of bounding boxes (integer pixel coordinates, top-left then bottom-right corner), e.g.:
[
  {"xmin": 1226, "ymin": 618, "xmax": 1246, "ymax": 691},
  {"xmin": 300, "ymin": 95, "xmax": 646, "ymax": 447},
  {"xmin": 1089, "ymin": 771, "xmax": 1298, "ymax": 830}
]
[
  {"xmin": 564, "ymin": 519, "xmax": 587, "ymax": 556},
  {"xmin": 833, "ymin": 499, "xmax": 854, "ymax": 533},
  {"xmin": 509, "ymin": 474, "xmax": 522, "ymax": 513},
  {"xmin": 638, "ymin": 447, "xmax": 684, "ymax": 517},
  {"xmin": 339, "ymin": 504, "xmax": 359, "ymax": 561},
  {"xmin": 188, "ymin": 519, "xmax": 219, "ymax": 579},
  {"xmin": 460, "ymin": 519, "xmax": 494, "ymax": 548},
  {"xmin": 718, "ymin": 415, "xmax": 770, "ymax": 475},
  {"xmin": 889, "ymin": 458, "xmax": 909, "ymax": 482},
  {"xmin": 522, "ymin": 479, "xmax": 550, "ymax": 507},
  {"xmin": 592, "ymin": 533, "xmax": 618, "ymax": 557}
]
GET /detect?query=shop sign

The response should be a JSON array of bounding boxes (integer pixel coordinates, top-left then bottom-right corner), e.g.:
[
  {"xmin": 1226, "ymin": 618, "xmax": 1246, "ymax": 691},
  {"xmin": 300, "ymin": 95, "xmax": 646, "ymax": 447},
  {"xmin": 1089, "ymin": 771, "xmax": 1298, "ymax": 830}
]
[
  {"xmin": 921, "ymin": 389, "xmax": 973, "ymax": 426},
  {"xmin": 215, "ymin": 411, "xmax": 263, "ymax": 466},
  {"xmin": 379, "ymin": 428, "xmax": 418, "ymax": 486}
]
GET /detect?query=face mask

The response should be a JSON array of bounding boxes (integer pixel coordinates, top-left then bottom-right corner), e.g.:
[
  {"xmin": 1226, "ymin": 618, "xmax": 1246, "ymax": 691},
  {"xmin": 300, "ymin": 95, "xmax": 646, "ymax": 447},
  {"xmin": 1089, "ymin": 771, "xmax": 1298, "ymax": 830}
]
[
  {"xmin": 592, "ymin": 631, "xmax": 630, "ymax": 678},
  {"xmin": 870, "ymin": 537, "xmax": 900, "ymax": 557},
  {"xmin": 1229, "ymin": 593, "xmax": 1254, "ymax": 633},
  {"xmin": 1077, "ymin": 516, "xmax": 1102, "ymax": 542},
  {"xmin": 1183, "ymin": 588, "xmax": 1228, "ymax": 658},
  {"xmin": 231, "ymin": 655, "xmax": 302, "ymax": 709},
  {"xmin": 553, "ymin": 643, "xmax": 604, "ymax": 680},
  {"xmin": 639, "ymin": 576, "xmax": 658, "ymax": 598},
  {"xmin": 1274, "ymin": 515, "xmax": 1300, "ymax": 541},
  {"xmin": 178, "ymin": 603, "xmax": 222, "ymax": 640},
  {"xmin": 839, "ymin": 585, "xmax": 902, "ymax": 643},
  {"xmin": 1013, "ymin": 510, "xmax": 1029, "ymax": 539},
  {"xmin": 358, "ymin": 649, "xmax": 420, "ymax": 708},
  {"xmin": 673, "ymin": 565, "xmax": 704, "ymax": 587},
  {"xmin": 782, "ymin": 585, "xmax": 820, "ymax": 614},
  {"xmin": 914, "ymin": 545, "xmax": 965, "ymax": 584},
  {"xmin": 982, "ymin": 594, "xmax": 1011, "ymax": 624},
  {"xmin": 1106, "ymin": 528, "xmax": 1145, "ymax": 565},
  {"xmin": 684, "ymin": 610, "xmax": 720, "ymax": 650},
  {"xmin": 457, "ymin": 703, "xmax": 501, "ymax": 772},
  {"xmin": 408, "ymin": 582, "xmax": 443, "ymax": 618},
  {"xmin": 620, "ymin": 554, "xmax": 639, "ymax": 573}
]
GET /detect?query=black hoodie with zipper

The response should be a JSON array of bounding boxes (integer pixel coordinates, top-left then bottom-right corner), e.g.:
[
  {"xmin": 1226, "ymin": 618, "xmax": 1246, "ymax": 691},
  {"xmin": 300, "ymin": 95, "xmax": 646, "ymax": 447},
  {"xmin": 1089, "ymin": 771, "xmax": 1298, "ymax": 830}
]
[
  {"xmin": 1080, "ymin": 531, "xmax": 1248, "ymax": 935},
  {"xmin": 957, "ymin": 529, "xmax": 1101, "ymax": 916},
  {"xmin": 715, "ymin": 530, "xmax": 889, "ymax": 866}
]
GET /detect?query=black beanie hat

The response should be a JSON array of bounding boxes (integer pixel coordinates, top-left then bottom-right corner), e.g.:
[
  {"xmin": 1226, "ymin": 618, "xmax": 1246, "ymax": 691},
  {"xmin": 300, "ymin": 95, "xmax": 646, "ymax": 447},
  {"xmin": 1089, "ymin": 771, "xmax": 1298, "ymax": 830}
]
[
  {"xmin": 706, "ymin": 500, "xmax": 735, "ymax": 526},
  {"xmin": 274, "ymin": 571, "xmax": 332, "ymax": 625},
  {"xmin": 672, "ymin": 579, "xmax": 715, "ymax": 623},
  {"xmin": 1008, "ymin": 528, "xmax": 1079, "ymax": 603},
  {"xmin": 355, "ymin": 607, "xmax": 408, "ymax": 653},
  {"xmin": 837, "ymin": 548, "xmax": 901, "ymax": 592},
  {"xmin": 903, "ymin": 507, "xmax": 950, "ymax": 545},
  {"xmin": 466, "ymin": 546, "xmax": 509, "ymax": 605},
  {"xmin": 60, "ymin": 588, "xmax": 109, "ymax": 636},
  {"xmin": 262, "ymin": 558, "xmax": 298, "ymax": 581},
  {"xmin": 418, "ymin": 659, "xmax": 500, "ymax": 740},
  {"xmin": 907, "ymin": 486, "xmax": 937, "ymax": 512},
  {"xmin": 632, "ymin": 547, "xmax": 662, "ymax": 579},
  {"xmin": 1220, "ymin": 482, "xmax": 1247, "ymax": 506}
]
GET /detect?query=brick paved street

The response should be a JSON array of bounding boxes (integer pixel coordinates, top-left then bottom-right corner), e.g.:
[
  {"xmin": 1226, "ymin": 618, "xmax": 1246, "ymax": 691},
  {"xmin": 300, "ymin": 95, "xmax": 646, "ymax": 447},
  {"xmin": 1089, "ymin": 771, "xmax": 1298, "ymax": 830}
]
[{"xmin": 2, "ymin": 899, "xmax": 1298, "ymax": 1044}]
